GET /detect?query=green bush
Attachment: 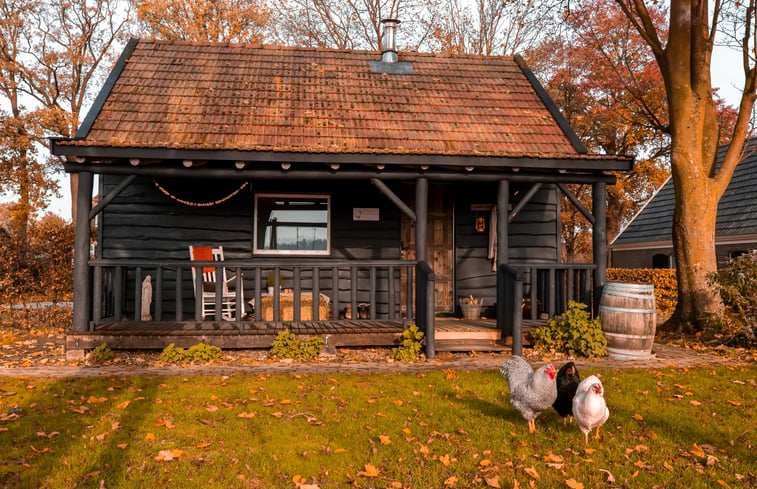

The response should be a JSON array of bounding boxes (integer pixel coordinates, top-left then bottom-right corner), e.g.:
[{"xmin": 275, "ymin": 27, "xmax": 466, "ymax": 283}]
[
  {"xmin": 607, "ymin": 268, "xmax": 677, "ymax": 316},
  {"xmin": 529, "ymin": 301, "xmax": 607, "ymax": 358},
  {"xmin": 159, "ymin": 342, "xmax": 222, "ymax": 363},
  {"xmin": 707, "ymin": 252, "xmax": 757, "ymax": 347},
  {"xmin": 87, "ymin": 344, "xmax": 115, "ymax": 365},
  {"xmin": 391, "ymin": 324, "xmax": 425, "ymax": 361},
  {"xmin": 269, "ymin": 329, "xmax": 324, "ymax": 360}
]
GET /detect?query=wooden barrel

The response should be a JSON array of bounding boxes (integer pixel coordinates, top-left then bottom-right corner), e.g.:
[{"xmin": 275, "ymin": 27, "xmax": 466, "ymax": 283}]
[{"xmin": 599, "ymin": 281, "xmax": 657, "ymax": 360}]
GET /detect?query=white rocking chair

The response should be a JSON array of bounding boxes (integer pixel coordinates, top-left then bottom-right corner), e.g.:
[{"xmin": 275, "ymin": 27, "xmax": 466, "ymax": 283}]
[{"xmin": 189, "ymin": 245, "xmax": 244, "ymax": 320}]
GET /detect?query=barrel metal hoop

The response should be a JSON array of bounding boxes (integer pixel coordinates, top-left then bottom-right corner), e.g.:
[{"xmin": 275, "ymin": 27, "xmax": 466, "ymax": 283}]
[
  {"xmin": 603, "ymin": 290, "xmax": 654, "ymax": 300},
  {"xmin": 599, "ymin": 305, "xmax": 657, "ymax": 314}
]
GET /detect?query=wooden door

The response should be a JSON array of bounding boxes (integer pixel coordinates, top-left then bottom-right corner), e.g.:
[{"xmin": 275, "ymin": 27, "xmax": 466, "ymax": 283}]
[{"xmin": 401, "ymin": 183, "xmax": 455, "ymax": 314}]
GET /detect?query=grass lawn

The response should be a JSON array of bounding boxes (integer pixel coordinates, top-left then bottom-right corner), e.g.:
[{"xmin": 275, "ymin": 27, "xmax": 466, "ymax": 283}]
[{"xmin": 0, "ymin": 365, "xmax": 755, "ymax": 488}]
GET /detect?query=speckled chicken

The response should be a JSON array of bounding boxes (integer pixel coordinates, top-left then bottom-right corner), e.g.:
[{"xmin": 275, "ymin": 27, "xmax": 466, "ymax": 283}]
[
  {"xmin": 553, "ymin": 362, "xmax": 581, "ymax": 424},
  {"xmin": 499, "ymin": 356, "xmax": 558, "ymax": 433},
  {"xmin": 572, "ymin": 375, "xmax": 610, "ymax": 444}
]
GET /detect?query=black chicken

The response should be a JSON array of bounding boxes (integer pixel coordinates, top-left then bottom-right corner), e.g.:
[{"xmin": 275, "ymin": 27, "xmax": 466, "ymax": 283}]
[{"xmin": 552, "ymin": 362, "xmax": 581, "ymax": 424}]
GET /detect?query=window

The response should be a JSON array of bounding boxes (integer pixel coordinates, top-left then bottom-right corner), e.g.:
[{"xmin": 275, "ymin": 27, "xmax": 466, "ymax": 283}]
[{"xmin": 254, "ymin": 194, "xmax": 330, "ymax": 255}]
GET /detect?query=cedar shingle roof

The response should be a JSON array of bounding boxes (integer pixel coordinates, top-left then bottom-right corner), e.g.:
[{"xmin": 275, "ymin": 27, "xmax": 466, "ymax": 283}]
[
  {"xmin": 612, "ymin": 138, "xmax": 757, "ymax": 245},
  {"xmin": 59, "ymin": 39, "xmax": 601, "ymax": 160}
]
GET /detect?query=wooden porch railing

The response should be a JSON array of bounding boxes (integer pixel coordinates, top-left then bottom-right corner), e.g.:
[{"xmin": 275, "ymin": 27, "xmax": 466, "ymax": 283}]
[{"xmin": 88, "ymin": 259, "xmax": 417, "ymax": 327}]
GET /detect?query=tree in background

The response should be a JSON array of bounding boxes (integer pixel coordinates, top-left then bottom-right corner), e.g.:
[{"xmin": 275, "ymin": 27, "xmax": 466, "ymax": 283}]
[
  {"xmin": 268, "ymin": 0, "xmax": 440, "ymax": 51},
  {"xmin": 133, "ymin": 0, "xmax": 269, "ymax": 42},
  {"xmin": 0, "ymin": 203, "xmax": 74, "ymax": 303},
  {"xmin": 609, "ymin": 0, "xmax": 756, "ymax": 332},
  {"xmin": 0, "ymin": 0, "xmax": 132, "ymax": 231},
  {"xmin": 430, "ymin": 0, "xmax": 563, "ymax": 55}
]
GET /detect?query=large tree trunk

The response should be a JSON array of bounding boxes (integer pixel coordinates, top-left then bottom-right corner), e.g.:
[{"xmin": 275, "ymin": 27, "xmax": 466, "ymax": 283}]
[
  {"xmin": 659, "ymin": 0, "xmax": 726, "ymax": 333},
  {"xmin": 667, "ymin": 160, "xmax": 723, "ymax": 332}
]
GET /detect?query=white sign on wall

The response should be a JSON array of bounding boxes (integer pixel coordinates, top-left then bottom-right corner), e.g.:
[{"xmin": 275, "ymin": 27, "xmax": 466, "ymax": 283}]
[{"xmin": 353, "ymin": 208, "xmax": 380, "ymax": 221}]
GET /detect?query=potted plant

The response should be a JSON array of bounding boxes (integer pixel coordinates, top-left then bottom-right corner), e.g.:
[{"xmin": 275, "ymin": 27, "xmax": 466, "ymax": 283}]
[{"xmin": 267, "ymin": 272, "xmax": 282, "ymax": 295}]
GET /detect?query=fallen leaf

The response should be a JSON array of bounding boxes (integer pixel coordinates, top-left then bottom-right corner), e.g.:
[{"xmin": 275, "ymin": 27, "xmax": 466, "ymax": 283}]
[
  {"xmin": 439, "ymin": 454, "xmax": 451, "ymax": 466},
  {"xmin": 599, "ymin": 469, "xmax": 615, "ymax": 483},
  {"xmin": 690, "ymin": 443, "xmax": 707, "ymax": 459},
  {"xmin": 444, "ymin": 475, "xmax": 459, "ymax": 486},
  {"xmin": 727, "ymin": 400, "xmax": 741, "ymax": 406},
  {"xmin": 358, "ymin": 464, "xmax": 379, "ymax": 477},
  {"xmin": 485, "ymin": 475, "xmax": 501, "ymax": 488},
  {"xmin": 379, "ymin": 435, "xmax": 391, "ymax": 445},
  {"xmin": 391, "ymin": 483, "xmax": 403, "ymax": 489},
  {"xmin": 524, "ymin": 466, "xmax": 539, "ymax": 480},
  {"xmin": 632, "ymin": 413, "xmax": 644, "ymax": 421},
  {"xmin": 566, "ymin": 479, "xmax": 584, "ymax": 489},
  {"xmin": 115, "ymin": 400, "xmax": 130, "ymax": 409},
  {"xmin": 87, "ymin": 396, "xmax": 107, "ymax": 404},
  {"xmin": 144, "ymin": 433, "xmax": 155, "ymax": 442},
  {"xmin": 333, "ymin": 448, "xmax": 346, "ymax": 453},
  {"xmin": 154, "ymin": 449, "xmax": 183, "ymax": 461},
  {"xmin": 690, "ymin": 400, "xmax": 702, "ymax": 406},
  {"xmin": 544, "ymin": 451, "xmax": 564, "ymax": 463}
]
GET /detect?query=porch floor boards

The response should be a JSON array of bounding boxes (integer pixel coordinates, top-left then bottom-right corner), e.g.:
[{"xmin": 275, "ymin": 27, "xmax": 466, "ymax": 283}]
[{"xmin": 66, "ymin": 318, "xmax": 546, "ymax": 352}]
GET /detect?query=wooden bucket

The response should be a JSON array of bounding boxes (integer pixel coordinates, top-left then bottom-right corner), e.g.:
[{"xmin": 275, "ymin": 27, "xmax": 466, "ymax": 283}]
[{"xmin": 599, "ymin": 281, "xmax": 657, "ymax": 360}]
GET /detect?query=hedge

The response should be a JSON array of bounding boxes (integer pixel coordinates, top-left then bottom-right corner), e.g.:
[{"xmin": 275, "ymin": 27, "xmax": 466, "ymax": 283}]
[{"xmin": 606, "ymin": 268, "xmax": 678, "ymax": 317}]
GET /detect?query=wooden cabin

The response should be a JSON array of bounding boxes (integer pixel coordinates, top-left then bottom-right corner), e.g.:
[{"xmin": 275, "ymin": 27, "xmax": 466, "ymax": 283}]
[{"xmin": 51, "ymin": 29, "xmax": 632, "ymax": 359}]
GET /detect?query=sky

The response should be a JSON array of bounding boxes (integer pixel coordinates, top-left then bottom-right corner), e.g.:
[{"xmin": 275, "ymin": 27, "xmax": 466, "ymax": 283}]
[{"xmin": 18, "ymin": 43, "xmax": 751, "ymax": 222}]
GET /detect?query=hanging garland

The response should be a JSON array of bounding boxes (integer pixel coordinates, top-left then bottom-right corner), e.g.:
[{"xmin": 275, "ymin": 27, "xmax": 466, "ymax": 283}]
[{"xmin": 153, "ymin": 179, "xmax": 249, "ymax": 207}]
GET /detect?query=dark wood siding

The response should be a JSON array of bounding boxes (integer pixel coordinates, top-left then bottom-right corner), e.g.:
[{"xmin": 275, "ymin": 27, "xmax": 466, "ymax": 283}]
[
  {"xmin": 99, "ymin": 175, "xmax": 403, "ymax": 319},
  {"xmin": 455, "ymin": 182, "xmax": 559, "ymax": 316}
]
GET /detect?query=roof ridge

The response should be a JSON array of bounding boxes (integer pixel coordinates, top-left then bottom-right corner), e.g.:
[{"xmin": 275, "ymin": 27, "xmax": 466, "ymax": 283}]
[{"xmin": 139, "ymin": 38, "xmax": 517, "ymax": 60}]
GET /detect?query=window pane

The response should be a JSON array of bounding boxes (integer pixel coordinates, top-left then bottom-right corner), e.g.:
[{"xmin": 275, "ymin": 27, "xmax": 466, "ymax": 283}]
[{"xmin": 255, "ymin": 194, "xmax": 329, "ymax": 254}]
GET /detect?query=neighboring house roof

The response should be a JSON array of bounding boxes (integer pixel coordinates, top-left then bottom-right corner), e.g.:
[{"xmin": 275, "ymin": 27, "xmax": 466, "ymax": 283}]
[
  {"xmin": 52, "ymin": 38, "xmax": 631, "ymax": 171},
  {"xmin": 612, "ymin": 138, "xmax": 757, "ymax": 249}
]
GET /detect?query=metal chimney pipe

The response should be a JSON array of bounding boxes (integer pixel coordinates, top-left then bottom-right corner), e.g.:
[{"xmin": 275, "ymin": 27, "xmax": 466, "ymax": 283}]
[{"xmin": 381, "ymin": 19, "xmax": 400, "ymax": 63}]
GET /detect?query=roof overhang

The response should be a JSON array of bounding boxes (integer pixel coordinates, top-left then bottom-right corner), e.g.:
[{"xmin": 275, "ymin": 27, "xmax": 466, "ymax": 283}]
[{"xmin": 51, "ymin": 139, "xmax": 634, "ymax": 173}]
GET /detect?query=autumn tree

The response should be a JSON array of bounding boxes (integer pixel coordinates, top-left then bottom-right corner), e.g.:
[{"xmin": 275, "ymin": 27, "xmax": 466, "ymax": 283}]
[
  {"xmin": 0, "ymin": 0, "xmax": 132, "ymax": 230},
  {"xmin": 611, "ymin": 0, "xmax": 757, "ymax": 331},
  {"xmin": 430, "ymin": 0, "xmax": 563, "ymax": 55},
  {"xmin": 133, "ymin": 0, "xmax": 270, "ymax": 42}
]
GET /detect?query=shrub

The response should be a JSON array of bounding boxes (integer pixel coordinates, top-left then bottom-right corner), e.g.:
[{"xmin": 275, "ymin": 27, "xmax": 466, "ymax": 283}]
[
  {"xmin": 88, "ymin": 344, "xmax": 115, "ymax": 365},
  {"xmin": 159, "ymin": 342, "xmax": 222, "ymax": 363},
  {"xmin": 707, "ymin": 252, "xmax": 757, "ymax": 347},
  {"xmin": 607, "ymin": 268, "xmax": 677, "ymax": 316},
  {"xmin": 269, "ymin": 329, "xmax": 324, "ymax": 360},
  {"xmin": 529, "ymin": 301, "xmax": 607, "ymax": 358},
  {"xmin": 391, "ymin": 324, "xmax": 425, "ymax": 361}
]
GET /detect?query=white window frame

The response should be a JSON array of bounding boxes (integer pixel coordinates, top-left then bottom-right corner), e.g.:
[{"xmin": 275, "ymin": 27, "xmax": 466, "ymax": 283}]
[{"xmin": 253, "ymin": 193, "xmax": 331, "ymax": 256}]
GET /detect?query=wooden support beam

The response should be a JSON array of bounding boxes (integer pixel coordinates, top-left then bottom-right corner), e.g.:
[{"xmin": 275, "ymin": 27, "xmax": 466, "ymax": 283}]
[
  {"xmin": 496, "ymin": 179, "xmax": 510, "ymax": 336},
  {"xmin": 73, "ymin": 171, "xmax": 94, "ymax": 333},
  {"xmin": 557, "ymin": 183, "xmax": 595, "ymax": 225},
  {"xmin": 592, "ymin": 181, "xmax": 607, "ymax": 316},
  {"xmin": 508, "ymin": 182, "xmax": 542, "ymax": 223},
  {"xmin": 371, "ymin": 178, "xmax": 416, "ymax": 221},
  {"xmin": 89, "ymin": 175, "xmax": 136, "ymax": 220}
]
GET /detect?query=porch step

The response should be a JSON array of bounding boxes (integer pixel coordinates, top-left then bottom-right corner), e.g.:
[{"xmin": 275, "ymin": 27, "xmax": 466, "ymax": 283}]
[{"xmin": 434, "ymin": 339, "xmax": 509, "ymax": 352}]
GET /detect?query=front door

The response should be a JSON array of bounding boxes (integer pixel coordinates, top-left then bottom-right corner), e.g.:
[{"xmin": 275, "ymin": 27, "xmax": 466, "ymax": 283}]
[{"xmin": 401, "ymin": 183, "xmax": 454, "ymax": 314}]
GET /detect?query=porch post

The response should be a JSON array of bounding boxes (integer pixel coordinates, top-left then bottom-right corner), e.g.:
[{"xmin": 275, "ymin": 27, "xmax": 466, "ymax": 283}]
[
  {"xmin": 414, "ymin": 177, "xmax": 434, "ymax": 357},
  {"xmin": 72, "ymin": 171, "xmax": 94, "ymax": 333},
  {"xmin": 592, "ymin": 181, "xmax": 607, "ymax": 316},
  {"xmin": 496, "ymin": 179, "xmax": 511, "ymax": 336}
]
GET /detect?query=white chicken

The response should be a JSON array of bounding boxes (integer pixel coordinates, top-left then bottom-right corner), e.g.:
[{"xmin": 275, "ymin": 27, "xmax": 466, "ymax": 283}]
[
  {"xmin": 499, "ymin": 356, "xmax": 558, "ymax": 433},
  {"xmin": 572, "ymin": 375, "xmax": 610, "ymax": 444}
]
